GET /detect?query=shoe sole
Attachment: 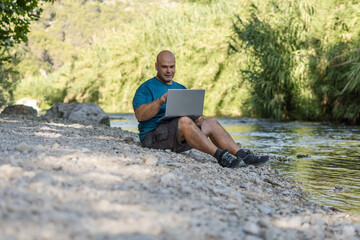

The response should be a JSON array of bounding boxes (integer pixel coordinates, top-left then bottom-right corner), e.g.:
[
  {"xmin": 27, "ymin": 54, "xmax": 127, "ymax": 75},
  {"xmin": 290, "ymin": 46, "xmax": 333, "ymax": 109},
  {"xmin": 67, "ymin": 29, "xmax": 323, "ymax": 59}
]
[{"xmin": 248, "ymin": 158, "xmax": 269, "ymax": 167}]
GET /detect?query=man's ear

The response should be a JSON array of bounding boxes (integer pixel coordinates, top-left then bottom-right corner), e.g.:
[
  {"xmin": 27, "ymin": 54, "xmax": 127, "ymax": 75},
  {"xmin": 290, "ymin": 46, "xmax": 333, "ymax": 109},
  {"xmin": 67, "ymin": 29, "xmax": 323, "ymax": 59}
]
[{"xmin": 155, "ymin": 62, "xmax": 158, "ymax": 71}]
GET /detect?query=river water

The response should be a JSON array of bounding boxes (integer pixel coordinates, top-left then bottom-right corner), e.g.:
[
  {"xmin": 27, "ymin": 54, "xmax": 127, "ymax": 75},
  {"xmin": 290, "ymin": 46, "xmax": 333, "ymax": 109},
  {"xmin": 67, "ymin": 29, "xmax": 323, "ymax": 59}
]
[{"xmin": 110, "ymin": 114, "xmax": 360, "ymax": 215}]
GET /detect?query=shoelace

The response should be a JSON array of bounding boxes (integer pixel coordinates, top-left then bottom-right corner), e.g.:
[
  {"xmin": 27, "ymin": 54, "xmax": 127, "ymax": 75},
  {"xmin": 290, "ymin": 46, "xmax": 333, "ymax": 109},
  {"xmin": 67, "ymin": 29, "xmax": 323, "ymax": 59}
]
[
  {"xmin": 244, "ymin": 149, "xmax": 257, "ymax": 158},
  {"xmin": 223, "ymin": 152, "xmax": 235, "ymax": 162}
]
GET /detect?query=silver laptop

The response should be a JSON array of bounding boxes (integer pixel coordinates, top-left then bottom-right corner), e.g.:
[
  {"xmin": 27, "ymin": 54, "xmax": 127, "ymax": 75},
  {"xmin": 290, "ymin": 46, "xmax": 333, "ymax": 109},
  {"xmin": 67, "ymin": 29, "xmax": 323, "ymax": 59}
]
[{"xmin": 158, "ymin": 89, "xmax": 205, "ymax": 121}]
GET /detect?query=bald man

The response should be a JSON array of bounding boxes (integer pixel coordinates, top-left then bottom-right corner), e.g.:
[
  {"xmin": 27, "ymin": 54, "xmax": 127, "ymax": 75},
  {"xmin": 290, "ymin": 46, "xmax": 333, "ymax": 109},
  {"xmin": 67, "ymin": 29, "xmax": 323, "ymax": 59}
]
[{"xmin": 132, "ymin": 50, "xmax": 269, "ymax": 168}]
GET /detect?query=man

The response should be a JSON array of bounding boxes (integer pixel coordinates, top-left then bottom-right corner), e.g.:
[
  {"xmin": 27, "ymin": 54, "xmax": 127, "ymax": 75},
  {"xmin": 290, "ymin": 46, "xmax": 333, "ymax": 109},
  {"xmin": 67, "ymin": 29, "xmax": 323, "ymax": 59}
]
[{"xmin": 132, "ymin": 50, "xmax": 269, "ymax": 168}]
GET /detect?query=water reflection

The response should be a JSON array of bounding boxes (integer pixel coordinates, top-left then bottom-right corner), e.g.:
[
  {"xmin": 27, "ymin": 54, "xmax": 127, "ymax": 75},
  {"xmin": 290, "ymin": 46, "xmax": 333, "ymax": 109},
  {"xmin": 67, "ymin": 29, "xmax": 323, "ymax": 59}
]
[{"xmin": 111, "ymin": 114, "xmax": 360, "ymax": 214}]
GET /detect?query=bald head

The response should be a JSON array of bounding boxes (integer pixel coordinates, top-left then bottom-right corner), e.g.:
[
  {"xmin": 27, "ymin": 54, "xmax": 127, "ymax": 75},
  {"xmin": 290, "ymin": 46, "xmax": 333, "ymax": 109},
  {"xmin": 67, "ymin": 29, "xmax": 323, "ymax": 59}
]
[
  {"xmin": 155, "ymin": 50, "xmax": 176, "ymax": 84},
  {"xmin": 156, "ymin": 50, "xmax": 175, "ymax": 63}
]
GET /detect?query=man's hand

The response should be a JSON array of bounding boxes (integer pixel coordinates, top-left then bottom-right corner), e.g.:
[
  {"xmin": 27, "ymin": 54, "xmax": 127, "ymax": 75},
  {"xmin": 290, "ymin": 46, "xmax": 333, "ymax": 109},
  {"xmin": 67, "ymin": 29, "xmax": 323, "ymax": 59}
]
[
  {"xmin": 135, "ymin": 92, "xmax": 168, "ymax": 122},
  {"xmin": 193, "ymin": 116, "xmax": 204, "ymax": 127},
  {"xmin": 159, "ymin": 92, "xmax": 168, "ymax": 105}
]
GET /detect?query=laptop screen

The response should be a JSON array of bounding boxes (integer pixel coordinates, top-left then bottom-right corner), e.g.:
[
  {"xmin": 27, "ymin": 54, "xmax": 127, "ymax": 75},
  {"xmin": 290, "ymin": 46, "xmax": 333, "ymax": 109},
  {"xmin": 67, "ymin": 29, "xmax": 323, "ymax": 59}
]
[{"xmin": 165, "ymin": 89, "xmax": 205, "ymax": 117}]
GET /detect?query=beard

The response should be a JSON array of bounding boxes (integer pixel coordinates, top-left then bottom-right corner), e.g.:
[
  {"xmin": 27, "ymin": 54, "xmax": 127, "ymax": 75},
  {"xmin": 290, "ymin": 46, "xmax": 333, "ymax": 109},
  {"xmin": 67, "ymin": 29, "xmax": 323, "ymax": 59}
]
[{"xmin": 157, "ymin": 73, "xmax": 173, "ymax": 83}]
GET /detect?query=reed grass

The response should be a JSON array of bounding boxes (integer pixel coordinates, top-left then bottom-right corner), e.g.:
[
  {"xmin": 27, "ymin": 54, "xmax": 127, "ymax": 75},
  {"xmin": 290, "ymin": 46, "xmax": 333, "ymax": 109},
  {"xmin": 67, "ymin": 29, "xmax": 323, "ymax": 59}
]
[{"xmin": 230, "ymin": 0, "xmax": 360, "ymax": 123}]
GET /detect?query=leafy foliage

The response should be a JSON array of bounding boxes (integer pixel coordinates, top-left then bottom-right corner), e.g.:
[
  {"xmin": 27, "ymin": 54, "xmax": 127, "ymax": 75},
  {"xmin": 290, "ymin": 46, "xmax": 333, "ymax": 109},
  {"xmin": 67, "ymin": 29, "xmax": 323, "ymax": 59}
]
[
  {"xmin": 0, "ymin": 54, "xmax": 18, "ymax": 106},
  {"xmin": 13, "ymin": 0, "xmax": 250, "ymax": 115},
  {"xmin": 7, "ymin": 0, "xmax": 360, "ymax": 124},
  {"xmin": 230, "ymin": 0, "xmax": 360, "ymax": 123},
  {"xmin": 0, "ymin": 0, "xmax": 54, "ymax": 49},
  {"xmin": 0, "ymin": 0, "xmax": 54, "ymax": 107}
]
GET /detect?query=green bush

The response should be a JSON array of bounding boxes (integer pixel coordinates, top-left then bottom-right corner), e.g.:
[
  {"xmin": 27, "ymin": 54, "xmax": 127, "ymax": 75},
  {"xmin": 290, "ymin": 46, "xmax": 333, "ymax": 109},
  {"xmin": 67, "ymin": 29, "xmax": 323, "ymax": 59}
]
[
  {"xmin": 229, "ymin": 0, "xmax": 360, "ymax": 123},
  {"xmin": 0, "ymin": 56, "xmax": 18, "ymax": 107}
]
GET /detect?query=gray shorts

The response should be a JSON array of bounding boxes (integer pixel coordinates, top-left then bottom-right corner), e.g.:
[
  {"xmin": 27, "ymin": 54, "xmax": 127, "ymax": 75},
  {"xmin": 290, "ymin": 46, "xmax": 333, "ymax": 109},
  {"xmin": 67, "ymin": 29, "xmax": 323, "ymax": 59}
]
[{"xmin": 142, "ymin": 118, "xmax": 193, "ymax": 153}]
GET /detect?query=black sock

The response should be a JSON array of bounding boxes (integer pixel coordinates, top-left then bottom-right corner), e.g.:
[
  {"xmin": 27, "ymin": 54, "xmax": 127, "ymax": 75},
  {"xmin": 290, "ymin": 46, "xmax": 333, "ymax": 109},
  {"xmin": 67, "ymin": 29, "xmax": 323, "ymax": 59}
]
[
  {"xmin": 213, "ymin": 148, "xmax": 224, "ymax": 161},
  {"xmin": 236, "ymin": 149, "xmax": 247, "ymax": 158}
]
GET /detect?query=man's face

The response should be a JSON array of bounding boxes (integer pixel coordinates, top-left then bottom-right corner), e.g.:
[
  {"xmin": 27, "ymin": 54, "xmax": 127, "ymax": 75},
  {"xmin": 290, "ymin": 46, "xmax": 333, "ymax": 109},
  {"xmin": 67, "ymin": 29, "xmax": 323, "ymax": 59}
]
[{"xmin": 155, "ymin": 53, "xmax": 175, "ymax": 84}]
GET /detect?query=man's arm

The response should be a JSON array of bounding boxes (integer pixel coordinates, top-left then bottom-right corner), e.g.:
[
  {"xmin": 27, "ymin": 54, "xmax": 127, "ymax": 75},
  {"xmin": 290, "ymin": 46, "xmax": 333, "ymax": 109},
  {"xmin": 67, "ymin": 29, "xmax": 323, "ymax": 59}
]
[{"xmin": 134, "ymin": 93, "xmax": 167, "ymax": 122}]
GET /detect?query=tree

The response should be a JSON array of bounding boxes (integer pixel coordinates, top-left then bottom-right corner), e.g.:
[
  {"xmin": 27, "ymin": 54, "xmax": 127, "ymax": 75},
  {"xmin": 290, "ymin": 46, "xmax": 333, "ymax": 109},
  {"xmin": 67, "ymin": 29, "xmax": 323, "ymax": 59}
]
[
  {"xmin": 0, "ymin": 0, "xmax": 54, "ymax": 107},
  {"xmin": 1, "ymin": 0, "xmax": 54, "ymax": 50}
]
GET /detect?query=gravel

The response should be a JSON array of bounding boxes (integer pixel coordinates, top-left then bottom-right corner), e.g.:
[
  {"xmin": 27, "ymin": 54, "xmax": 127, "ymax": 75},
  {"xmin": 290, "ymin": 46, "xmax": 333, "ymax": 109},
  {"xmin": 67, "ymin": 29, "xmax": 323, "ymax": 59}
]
[{"xmin": 0, "ymin": 115, "xmax": 359, "ymax": 240}]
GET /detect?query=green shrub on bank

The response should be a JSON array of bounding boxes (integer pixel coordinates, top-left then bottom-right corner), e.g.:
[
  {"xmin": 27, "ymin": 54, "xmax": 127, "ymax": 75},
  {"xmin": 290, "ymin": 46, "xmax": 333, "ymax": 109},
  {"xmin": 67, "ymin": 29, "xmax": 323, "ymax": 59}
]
[
  {"xmin": 308, "ymin": 1, "xmax": 360, "ymax": 124},
  {"xmin": 0, "ymin": 56, "xmax": 18, "ymax": 107},
  {"xmin": 230, "ymin": 0, "xmax": 360, "ymax": 123}
]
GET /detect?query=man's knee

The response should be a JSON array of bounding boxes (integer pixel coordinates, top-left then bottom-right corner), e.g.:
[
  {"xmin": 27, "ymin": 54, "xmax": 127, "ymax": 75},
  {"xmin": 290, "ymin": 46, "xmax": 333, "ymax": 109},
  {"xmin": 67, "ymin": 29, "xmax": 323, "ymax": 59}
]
[
  {"xmin": 178, "ymin": 116, "xmax": 195, "ymax": 130},
  {"xmin": 203, "ymin": 117, "xmax": 219, "ymax": 126}
]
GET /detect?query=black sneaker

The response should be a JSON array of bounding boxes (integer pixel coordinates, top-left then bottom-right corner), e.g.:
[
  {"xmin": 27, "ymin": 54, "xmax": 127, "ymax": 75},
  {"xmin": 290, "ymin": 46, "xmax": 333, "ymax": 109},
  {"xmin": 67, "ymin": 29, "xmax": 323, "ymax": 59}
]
[
  {"xmin": 218, "ymin": 150, "xmax": 247, "ymax": 168},
  {"xmin": 239, "ymin": 150, "xmax": 269, "ymax": 166}
]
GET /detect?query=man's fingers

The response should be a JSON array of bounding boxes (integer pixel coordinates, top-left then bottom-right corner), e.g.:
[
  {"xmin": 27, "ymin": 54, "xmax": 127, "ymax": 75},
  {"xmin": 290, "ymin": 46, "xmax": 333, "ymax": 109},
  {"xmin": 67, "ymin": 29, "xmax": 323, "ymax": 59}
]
[
  {"xmin": 195, "ymin": 116, "xmax": 203, "ymax": 122},
  {"xmin": 159, "ymin": 93, "xmax": 168, "ymax": 105},
  {"xmin": 194, "ymin": 116, "xmax": 204, "ymax": 126}
]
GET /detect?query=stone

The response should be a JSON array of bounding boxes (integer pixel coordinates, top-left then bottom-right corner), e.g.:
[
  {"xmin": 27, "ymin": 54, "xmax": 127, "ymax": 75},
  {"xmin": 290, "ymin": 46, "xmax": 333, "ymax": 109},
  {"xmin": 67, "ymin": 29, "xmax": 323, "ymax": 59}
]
[
  {"xmin": 124, "ymin": 137, "xmax": 134, "ymax": 143},
  {"xmin": 301, "ymin": 222, "xmax": 310, "ymax": 230},
  {"xmin": 243, "ymin": 222, "xmax": 260, "ymax": 235},
  {"xmin": 15, "ymin": 142, "xmax": 33, "ymax": 153},
  {"xmin": 244, "ymin": 236, "xmax": 262, "ymax": 240},
  {"xmin": 45, "ymin": 102, "xmax": 110, "ymax": 126},
  {"xmin": 165, "ymin": 162, "xmax": 182, "ymax": 168},
  {"xmin": 258, "ymin": 205, "xmax": 273, "ymax": 215},
  {"xmin": 1, "ymin": 104, "xmax": 37, "ymax": 115},
  {"xmin": 145, "ymin": 155, "xmax": 159, "ymax": 166},
  {"xmin": 257, "ymin": 219, "xmax": 270, "ymax": 228},
  {"xmin": 213, "ymin": 187, "xmax": 231, "ymax": 197},
  {"xmin": 31, "ymin": 173, "xmax": 58, "ymax": 185},
  {"xmin": 260, "ymin": 228, "xmax": 279, "ymax": 240},
  {"xmin": 0, "ymin": 164, "xmax": 23, "ymax": 180},
  {"xmin": 240, "ymin": 182, "xmax": 250, "ymax": 190},
  {"xmin": 214, "ymin": 179, "xmax": 222, "ymax": 185},
  {"xmin": 334, "ymin": 185, "xmax": 344, "ymax": 191},
  {"xmin": 254, "ymin": 178, "xmax": 262, "ymax": 185},
  {"xmin": 160, "ymin": 173, "xmax": 177, "ymax": 186},
  {"xmin": 230, "ymin": 191, "xmax": 243, "ymax": 202},
  {"xmin": 287, "ymin": 216, "xmax": 303, "ymax": 228},
  {"xmin": 181, "ymin": 186, "xmax": 192, "ymax": 194},
  {"xmin": 342, "ymin": 225, "xmax": 355, "ymax": 237},
  {"xmin": 52, "ymin": 165, "xmax": 63, "ymax": 171}
]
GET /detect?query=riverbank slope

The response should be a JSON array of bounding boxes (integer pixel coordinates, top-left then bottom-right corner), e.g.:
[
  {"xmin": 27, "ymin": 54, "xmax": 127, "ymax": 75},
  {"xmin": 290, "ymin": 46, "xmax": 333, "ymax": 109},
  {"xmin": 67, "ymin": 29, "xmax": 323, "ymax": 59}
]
[{"xmin": 0, "ymin": 115, "xmax": 359, "ymax": 239}]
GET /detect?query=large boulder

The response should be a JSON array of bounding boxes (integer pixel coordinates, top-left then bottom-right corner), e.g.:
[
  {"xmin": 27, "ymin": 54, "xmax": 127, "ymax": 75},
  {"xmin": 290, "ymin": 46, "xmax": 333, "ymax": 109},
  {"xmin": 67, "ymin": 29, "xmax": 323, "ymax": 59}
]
[
  {"xmin": 1, "ymin": 105, "xmax": 37, "ymax": 116},
  {"xmin": 45, "ymin": 102, "xmax": 110, "ymax": 126}
]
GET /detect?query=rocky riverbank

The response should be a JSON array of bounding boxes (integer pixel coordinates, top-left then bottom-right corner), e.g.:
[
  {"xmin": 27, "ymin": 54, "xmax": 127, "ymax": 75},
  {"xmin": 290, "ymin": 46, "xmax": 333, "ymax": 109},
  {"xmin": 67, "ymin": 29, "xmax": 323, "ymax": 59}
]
[{"xmin": 0, "ymin": 115, "xmax": 359, "ymax": 240}]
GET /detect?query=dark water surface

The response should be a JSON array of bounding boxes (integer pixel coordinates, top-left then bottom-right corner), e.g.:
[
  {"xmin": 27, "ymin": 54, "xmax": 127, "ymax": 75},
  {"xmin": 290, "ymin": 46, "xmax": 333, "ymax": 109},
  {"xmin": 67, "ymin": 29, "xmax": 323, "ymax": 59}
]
[{"xmin": 110, "ymin": 114, "xmax": 360, "ymax": 215}]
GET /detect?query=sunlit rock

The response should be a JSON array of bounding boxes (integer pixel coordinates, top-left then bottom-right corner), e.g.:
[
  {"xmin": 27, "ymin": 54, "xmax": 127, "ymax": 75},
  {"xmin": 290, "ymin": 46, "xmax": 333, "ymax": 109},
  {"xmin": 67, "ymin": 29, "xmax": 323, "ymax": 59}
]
[
  {"xmin": 45, "ymin": 102, "xmax": 110, "ymax": 126},
  {"xmin": 334, "ymin": 185, "xmax": 344, "ymax": 191},
  {"xmin": 15, "ymin": 142, "xmax": 33, "ymax": 153},
  {"xmin": 1, "ymin": 104, "xmax": 37, "ymax": 116},
  {"xmin": 0, "ymin": 164, "xmax": 24, "ymax": 180},
  {"xmin": 144, "ymin": 155, "xmax": 159, "ymax": 166}
]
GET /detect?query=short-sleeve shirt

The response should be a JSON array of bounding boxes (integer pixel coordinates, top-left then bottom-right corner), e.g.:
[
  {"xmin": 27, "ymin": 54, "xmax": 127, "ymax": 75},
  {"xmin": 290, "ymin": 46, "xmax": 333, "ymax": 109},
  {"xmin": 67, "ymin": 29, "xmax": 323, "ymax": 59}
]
[{"xmin": 132, "ymin": 77, "xmax": 186, "ymax": 142}]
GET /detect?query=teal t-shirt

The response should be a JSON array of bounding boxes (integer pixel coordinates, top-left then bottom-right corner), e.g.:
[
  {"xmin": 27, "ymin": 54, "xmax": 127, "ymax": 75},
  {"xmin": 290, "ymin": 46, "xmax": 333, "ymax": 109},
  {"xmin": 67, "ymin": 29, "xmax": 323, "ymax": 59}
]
[{"xmin": 132, "ymin": 77, "xmax": 186, "ymax": 142}]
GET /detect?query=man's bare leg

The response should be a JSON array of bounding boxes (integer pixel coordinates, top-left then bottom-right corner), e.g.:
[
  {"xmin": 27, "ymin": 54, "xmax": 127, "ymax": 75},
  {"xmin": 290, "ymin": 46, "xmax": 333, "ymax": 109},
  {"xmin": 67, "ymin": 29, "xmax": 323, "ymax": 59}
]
[
  {"xmin": 178, "ymin": 116, "xmax": 243, "ymax": 168},
  {"xmin": 201, "ymin": 118, "xmax": 241, "ymax": 155},
  {"xmin": 177, "ymin": 117, "xmax": 217, "ymax": 155},
  {"xmin": 200, "ymin": 117, "xmax": 270, "ymax": 166},
  {"xmin": 177, "ymin": 116, "xmax": 269, "ymax": 168}
]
